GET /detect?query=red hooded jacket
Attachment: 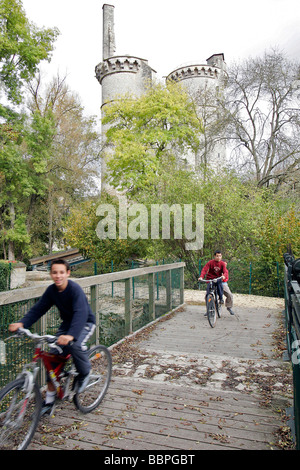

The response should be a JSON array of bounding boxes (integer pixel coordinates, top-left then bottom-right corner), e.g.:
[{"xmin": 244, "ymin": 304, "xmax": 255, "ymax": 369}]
[{"xmin": 200, "ymin": 260, "xmax": 228, "ymax": 281}]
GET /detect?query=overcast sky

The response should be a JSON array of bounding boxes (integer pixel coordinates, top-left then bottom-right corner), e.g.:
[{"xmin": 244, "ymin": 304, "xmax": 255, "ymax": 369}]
[{"xmin": 22, "ymin": 0, "xmax": 300, "ymax": 123}]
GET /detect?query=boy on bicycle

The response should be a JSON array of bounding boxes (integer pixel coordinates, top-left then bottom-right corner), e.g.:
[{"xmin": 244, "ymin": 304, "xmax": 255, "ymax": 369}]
[
  {"xmin": 9, "ymin": 258, "xmax": 96, "ymax": 414},
  {"xmin": 198, "ymin": 250, "xmax": 226, "ymax": 306}
]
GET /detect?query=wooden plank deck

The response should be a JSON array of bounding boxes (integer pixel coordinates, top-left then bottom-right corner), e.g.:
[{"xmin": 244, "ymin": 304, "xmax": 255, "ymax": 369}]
[{"xmin": 28, "ymin": 299, "xmax": 293, "ymax": 451}]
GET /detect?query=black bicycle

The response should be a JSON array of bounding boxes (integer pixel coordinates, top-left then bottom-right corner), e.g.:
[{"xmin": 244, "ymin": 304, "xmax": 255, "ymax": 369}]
[{"xmin": 199, "ymin": 276, "xmax": 223, "ymax": 328}]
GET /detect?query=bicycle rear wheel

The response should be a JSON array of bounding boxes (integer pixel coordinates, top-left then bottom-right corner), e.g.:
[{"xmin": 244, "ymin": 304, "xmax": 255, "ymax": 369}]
[
  {"xmin": 0, "ymin": 377, "xmax": 42, "ymax": 450},
  {"xmin": 73, "ymin": 345, "xmax": 112, "ymax": 414},
  {"xmin": 207, "ymin": 294, "xmax": 217, "ymax": 328}
]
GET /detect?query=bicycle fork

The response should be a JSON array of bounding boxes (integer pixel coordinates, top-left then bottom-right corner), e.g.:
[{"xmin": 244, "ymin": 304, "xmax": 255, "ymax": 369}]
[{"xmin": 4, "ymin": 367, "xmax": 40, "ymax": 432}]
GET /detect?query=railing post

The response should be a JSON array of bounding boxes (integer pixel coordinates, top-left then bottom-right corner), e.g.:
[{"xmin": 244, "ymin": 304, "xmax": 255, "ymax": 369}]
[
  {"xmin": 91, "ymin": 285, "xmax": 100, "ymax": 344},
  {"xmin": 276, "ymin": 261, "xmax": 280, "ymax": 297},
  {"xmin": 179, "ymin": 266, "xmax": 184, "ymax": 305},
  {"xmin": 148, "ymin": 273, "xmax": 155, "ymax": 321},
  {"xmin": 125, "ymin": 278, "xmax": 132, "ymax": 335},
  {"xmin": 166, "ymin": 270, "xmax": 172, "ymax": 311},
  {"xmin": 111, "ymin": 260, "xmax": 114, "ymax": 298}
]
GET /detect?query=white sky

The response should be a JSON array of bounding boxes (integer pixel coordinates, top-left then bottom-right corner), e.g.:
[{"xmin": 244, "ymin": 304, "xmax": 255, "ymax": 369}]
[{"xmin": 22, "ymin": 0, "xmax": 300, "ymax": 123}]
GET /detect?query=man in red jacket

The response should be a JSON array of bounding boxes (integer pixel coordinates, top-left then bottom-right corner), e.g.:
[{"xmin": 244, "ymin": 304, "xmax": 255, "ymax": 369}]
[{"xmin": 199, "ymin": 250, "xmax": 234, "ymax": 315}]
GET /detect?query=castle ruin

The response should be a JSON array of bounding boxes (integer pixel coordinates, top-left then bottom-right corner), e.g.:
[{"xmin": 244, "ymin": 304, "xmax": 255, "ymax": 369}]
[{"xmin": 95, "ymin": 4, "xmax": 227, "ymax": 188}]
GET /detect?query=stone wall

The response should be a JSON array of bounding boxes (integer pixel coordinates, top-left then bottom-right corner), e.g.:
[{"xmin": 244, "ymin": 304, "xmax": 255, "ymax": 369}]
[{"xmin": 10, "ymin": 262, "xmax": 26, "ymax": 289}]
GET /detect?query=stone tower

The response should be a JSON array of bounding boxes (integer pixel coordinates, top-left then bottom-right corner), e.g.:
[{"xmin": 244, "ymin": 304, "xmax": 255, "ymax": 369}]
[
  {"xmin": 166, "ymin": 54, "xmax": 227, "ymax": 170},
  {"xmin": 95, "ymin": 4, "xmax": 156, "ymax": 189},
  {"xmin": 95, "ymin": 4, "xmax": 227, "ymax": 183}
]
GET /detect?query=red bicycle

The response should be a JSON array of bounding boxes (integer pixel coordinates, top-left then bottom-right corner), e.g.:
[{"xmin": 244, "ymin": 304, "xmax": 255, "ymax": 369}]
[{"xmin": 0, "ymin": 328, "xmax": 112, "ymax": 450}]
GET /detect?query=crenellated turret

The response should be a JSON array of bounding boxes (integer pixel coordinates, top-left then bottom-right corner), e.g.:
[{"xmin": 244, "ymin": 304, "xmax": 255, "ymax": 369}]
[
  {"xmin": 95, "ymin": 4, "xmax": 156, "ymax": 190},
  {"xmin": 95, "ymin": 4, "xmax": 227, "ymax": 185}
]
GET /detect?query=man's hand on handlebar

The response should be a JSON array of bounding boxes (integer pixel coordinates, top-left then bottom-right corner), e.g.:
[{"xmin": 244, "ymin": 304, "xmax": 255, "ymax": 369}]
[
  {"xmin": 8, "ymin": 322, "xmax": 24, "ymax": 332},
  {"xmin": 8, "ymin": 324, "xmax": 74, "ymax": 347},
  {"xmin": 57, "ymin": 335, "xmax": 74, "ymax": 346}
]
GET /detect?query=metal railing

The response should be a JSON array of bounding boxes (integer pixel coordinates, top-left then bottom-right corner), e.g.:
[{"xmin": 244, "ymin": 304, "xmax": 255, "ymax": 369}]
[
  {"xmin": 283, "ymin": 252, "xmax": 300, "ymax": 449},
  {"xmin": 0, "ymin": 262, "xmax": 185, "ymax": 389}
]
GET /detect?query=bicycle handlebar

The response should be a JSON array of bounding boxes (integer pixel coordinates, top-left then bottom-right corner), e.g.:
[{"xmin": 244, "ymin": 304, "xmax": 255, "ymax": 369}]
[
  {"xmin": 14, "ymin": 328, "xmax": 64, "ymax": 354},
  {"xmin": 198, "ymin": 276, "xmax": 223, "ymax": 283},
  {"xmin": 16, "ymin": 327, "xmax": 57, "ymax": 343}
]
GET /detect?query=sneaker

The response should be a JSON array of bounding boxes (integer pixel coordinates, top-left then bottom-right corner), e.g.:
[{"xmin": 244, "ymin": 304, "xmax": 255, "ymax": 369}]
[
  {"xmin": 227, "ymin": 307, "xmax": 235, "ymax": 315},
  {"xmin": 219, "ymin": 299, "xmax": 224, "ymax": 304},
  {"xmin": 77, "ymin": 372, "xmax": 91, "ymax": 393},
  {"xmin": 40, "ymin": 400, "xmax": 55, "ymax": 416}
]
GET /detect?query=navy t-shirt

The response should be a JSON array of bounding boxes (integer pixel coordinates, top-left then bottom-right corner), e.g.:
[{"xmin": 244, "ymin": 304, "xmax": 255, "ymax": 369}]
[{"xmin": 20, "ymin": 280, "xmax": 96, "ymax": 341}]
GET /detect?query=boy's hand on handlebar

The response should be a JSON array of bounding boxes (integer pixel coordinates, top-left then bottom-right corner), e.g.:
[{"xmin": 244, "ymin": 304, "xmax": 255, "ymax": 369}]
[
  {"xmin": 57, "ymin": 334, "xmax": 74, "ymax": 346},
  {"xmin": 198, "ymin": 277, "xmax": 203, "ymax": 281},
  {"xmin": 9, "ymin": 322, "xmax": 24, "ymax": 332}
]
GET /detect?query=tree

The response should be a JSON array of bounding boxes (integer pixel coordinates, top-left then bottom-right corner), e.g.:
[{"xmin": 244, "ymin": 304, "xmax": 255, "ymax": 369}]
[
  {"xmin": 64, "ymin": 193, "xmax": 147, "ymax": 267},
  {"xmin": 102, "ymin": 81, "xmax": 202, "ymax": 195},
  {"xmin": 224, "ymin": 49, "xmax": 300, "ymax": 189},
  {"xmin": 0, "ymin": 0, "xmax": 58, "ymax": 260},
  {"xmin": 0, "ymin": 0, "xmax": 59, "ymax": 104},
  {"xmin": 185, "ymin": 80, "xmax": 228, "ymax": 178},
  {"xmin": 0, "ymin": 104, "xmax": 56, "ymax": 259},
  {"xmin": 25, "ymin": 73, "xmax": 102, "ymax": 254}
]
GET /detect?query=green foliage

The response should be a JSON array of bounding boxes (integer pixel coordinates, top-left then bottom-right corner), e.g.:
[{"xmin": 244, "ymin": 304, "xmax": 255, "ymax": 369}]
[
  {"xmin": 0, "ymin": 260, "xmax": 10, "ymax": 291},
  {"xmin": 0, "ymin": 0, "xmax": 59, "ymax": 103},
  {"xmin": 102, "ymin": 81, "xmax": 202, "ymax": 194},
  {"xmin": 64, "ymin": 158, "xmax": 300, "ymax": 293},
  {"xmin": 64, "ymin": 193, "xmax": 147, "ymax": 265},
  {"xmin": 0, "ymin": 108, "xmax": 56, "ymax": 259},
  {"xmin": 0, "ymin": 0, "xmax": 59, "ymax": 259}
]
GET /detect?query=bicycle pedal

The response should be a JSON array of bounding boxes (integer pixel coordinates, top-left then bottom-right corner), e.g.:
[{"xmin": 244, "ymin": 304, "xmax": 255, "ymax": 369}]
[
  {"xmin": 40, "ymin": 401, "xmax": 56, "ymax": 417},
  {"xmin": 49, "ymin": 403, "xmax": 56, "ymax": 417},
  {"xmin": 68, "ymin": 391, "xmax": 76, "ymax": 402}
]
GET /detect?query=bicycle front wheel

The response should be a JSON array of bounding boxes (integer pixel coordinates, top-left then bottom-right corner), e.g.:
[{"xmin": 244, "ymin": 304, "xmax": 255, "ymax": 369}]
[
  {"xmin": 216, "ymin": 299, "xmax": 222, "ymax": 318},
  {"xmin": 74, "ymin": 345, "xmax": 112, "ymax": 414},
  {"xmin": 0, "ymin": 377, "xmax": 42, "ymax": 450},
  {"xmin": 207, "ymin": 294, "xmax": 217, "ymax": 328}
]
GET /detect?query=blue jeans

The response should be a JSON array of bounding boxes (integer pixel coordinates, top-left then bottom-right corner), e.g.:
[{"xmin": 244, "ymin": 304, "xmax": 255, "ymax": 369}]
[{"xmin": 206, "ymin": 278, "xmax": 223, "ymax": 301}]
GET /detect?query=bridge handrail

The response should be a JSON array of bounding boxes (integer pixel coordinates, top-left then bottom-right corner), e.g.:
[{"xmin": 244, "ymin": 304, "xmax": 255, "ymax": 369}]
[
  {"xmin": 0, "ymin": 262, "xmax": 185, "ymax": 306},
  {"xmin": 283, "ymin": 253, "xmax": 300, "ymax": 449}
]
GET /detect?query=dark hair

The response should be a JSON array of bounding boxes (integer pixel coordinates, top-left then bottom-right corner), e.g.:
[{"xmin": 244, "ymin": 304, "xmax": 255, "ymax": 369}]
[
  {"xmin": 50, "ymin": 258, "xmax": 70, "ymax": 271},
  {"xmin": 214, "ymin": 250, "xmax": 222, "ymax": 255}
]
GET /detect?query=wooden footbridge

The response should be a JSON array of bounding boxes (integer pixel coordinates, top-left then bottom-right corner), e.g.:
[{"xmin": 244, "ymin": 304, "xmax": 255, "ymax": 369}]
[
  {"xmin": 0, "ymin": 261, "xmax": 294, "ymax": 451},
  {"xmin": 28, "ymin": 293, "xmax": 293, "ymax": 451}
]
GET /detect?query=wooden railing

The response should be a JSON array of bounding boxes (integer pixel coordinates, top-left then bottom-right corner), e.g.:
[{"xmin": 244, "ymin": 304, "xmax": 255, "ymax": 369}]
[
  {"xmin": 283, "ymin": 253, "xmax": 300, "ymax": 449},
  {"xmin": 0, "ymin": 263, "xmax": 185, "ymax": 387}
]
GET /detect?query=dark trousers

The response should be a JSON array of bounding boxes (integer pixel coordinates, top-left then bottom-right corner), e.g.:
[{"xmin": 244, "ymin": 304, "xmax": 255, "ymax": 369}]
[
  {"xmin": 50, "ymin": 322, "xmax": 96, "ymax": 378},
  {"xmin": 206, "ymin": 279, "xmax": 223, "ymax": 301}
]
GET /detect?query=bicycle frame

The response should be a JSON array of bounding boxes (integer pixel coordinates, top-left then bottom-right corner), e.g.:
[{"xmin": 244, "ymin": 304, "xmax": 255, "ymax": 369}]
[
  {"xmin": 33, "ymin": 347, "xmax": 72, "ymax": 400},
  {"xmin": 200, "ymin": 276, "xmax": 223, "ymax": 300},
  {"xmin": 16, "ymin": 332, "xmax": 74, "ymax": 401},
  {"xmin": 207, "ymin": 280, "xmax": 219, "ymax": 300}
]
